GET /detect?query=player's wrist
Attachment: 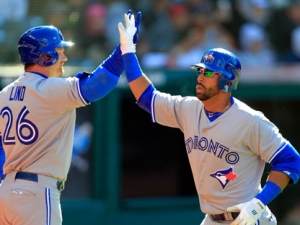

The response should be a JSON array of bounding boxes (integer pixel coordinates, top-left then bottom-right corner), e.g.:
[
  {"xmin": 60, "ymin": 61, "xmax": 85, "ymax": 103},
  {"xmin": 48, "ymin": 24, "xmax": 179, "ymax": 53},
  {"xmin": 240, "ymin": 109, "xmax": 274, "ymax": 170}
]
[
  {"xmin": 123, "ymin": 53, "xmax": 143, "ymax": 82},
  {"xmin": 255, "ymin": 181, "xmax": 282, "ymax": 205},
  {"xmin": 120, "ymin": 43, "xmax": 136, "ymax": 55}
]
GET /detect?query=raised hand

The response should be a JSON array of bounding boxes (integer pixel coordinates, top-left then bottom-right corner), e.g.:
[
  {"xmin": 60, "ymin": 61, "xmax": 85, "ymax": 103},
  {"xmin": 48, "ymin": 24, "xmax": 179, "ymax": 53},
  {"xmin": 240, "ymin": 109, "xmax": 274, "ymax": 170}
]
[
  {"xmin": 127, "ymin": 10, "xmax": 142, "ymax": 44},
  {"xmin": 118, "ymin": 12, "xmax": 137, "ymax": 55}
]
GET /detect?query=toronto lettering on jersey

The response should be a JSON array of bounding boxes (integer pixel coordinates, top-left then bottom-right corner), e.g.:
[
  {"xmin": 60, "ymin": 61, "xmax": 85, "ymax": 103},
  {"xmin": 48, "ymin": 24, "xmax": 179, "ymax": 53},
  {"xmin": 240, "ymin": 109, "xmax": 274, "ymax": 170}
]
[
  {"xmin": 9, "ymin": 86, "xmax": 26, "ymax": 101},
  {"xmin": 185, "ymin": 135, "xmax": 239, "ymax": 164}
]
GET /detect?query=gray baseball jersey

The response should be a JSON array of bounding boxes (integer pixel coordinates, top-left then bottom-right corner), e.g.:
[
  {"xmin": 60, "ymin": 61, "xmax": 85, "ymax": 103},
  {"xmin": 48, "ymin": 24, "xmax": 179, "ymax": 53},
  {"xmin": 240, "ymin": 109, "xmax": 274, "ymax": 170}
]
[
  {"xmin": 0, "ymin": 72, "xmax": 87, "ymax": 181},
  {"xmin": 151, "ymin": 92, "xmax": 286, "ymax": 214}
]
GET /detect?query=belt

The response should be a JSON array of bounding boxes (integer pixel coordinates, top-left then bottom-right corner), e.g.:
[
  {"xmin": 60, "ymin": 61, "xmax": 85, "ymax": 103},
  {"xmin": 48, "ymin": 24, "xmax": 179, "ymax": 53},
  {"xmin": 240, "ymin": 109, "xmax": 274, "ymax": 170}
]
[
  {"xmin": 15, "ymin": 171, "xmax": 64, "ymax": 191},
  {"xmin": 210, "ymin": 212, "xmax": 239, "ymax": 221}
]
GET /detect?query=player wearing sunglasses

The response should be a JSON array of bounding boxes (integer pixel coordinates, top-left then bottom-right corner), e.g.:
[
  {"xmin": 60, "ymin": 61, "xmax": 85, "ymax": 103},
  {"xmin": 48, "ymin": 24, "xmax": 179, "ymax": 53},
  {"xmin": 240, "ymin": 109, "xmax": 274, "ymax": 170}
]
[{"xmin": 118, "ymin": 13, "xmax": 300, "ymax": 225}]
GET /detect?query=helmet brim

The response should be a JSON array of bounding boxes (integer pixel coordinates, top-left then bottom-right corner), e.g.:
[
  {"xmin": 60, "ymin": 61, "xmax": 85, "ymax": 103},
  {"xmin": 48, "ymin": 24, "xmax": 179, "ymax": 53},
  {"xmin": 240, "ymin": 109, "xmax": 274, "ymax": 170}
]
[
  {"xmin": 190, "ymin": 63, "xmax": 214, "ymax": 71},
  {"xmin": 59, "ymin": 41, "xmax": 74, "ymax": 47}
]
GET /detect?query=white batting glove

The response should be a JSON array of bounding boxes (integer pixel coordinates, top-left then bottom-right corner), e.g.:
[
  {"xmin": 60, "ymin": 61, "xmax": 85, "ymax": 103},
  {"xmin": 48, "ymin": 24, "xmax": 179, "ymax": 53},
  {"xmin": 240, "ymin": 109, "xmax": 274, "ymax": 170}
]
[
  {"xmin": 118, "ymin": 13, "xmax": 137, "ymax": 55},
  {"xmin": 227, "ymin": 198, "xmax": 266, "ymax": 225}
]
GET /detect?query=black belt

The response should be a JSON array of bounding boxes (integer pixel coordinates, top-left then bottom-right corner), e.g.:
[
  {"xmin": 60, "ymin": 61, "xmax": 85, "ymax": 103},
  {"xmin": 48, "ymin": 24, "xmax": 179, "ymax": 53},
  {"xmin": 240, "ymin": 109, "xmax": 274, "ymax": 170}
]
[
  {"xmin": 210, "ymin": 212, "xmax": 239, "ymax": 221},
  {"xmin": 15, "ymin": 171, "xmax": 64, "ymax": 191}
]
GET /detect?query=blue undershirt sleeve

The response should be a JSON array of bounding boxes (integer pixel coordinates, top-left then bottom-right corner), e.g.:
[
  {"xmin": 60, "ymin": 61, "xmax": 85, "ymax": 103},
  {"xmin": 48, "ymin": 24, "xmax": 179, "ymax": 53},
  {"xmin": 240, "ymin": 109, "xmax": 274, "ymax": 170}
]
[
  {"xmin": 100, "ymin": 44, "xmax": 124, "ymax": 76},
  {"xmin": 136, "ymin": 83, "xmax": 155, "ymax": 113},
  {"xmin": 77, "ymin": 66, "xmax": 120, "ymax": 102},
  {"xmin": 270, "ymin": 142, "xmax": 300, "ymax": 184}
]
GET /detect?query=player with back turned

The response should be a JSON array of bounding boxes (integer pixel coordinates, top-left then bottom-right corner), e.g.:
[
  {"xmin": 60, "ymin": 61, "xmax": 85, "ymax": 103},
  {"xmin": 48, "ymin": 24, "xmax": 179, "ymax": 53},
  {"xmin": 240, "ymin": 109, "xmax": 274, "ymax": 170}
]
[
  {"xmin": 118, "ymin": 13, "xmax": 300, "ymax": 225},
  {"xmin": 0, "ymin": 11, "xmax": 141, "ymax": 225}
]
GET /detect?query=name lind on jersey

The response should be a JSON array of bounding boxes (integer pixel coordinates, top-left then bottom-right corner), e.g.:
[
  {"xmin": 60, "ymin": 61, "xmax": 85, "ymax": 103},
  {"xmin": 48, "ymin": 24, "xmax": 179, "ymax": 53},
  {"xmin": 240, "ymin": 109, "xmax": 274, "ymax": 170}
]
[
  {"xmin": 185, "ymin": 135, "xmax": 239, "ymax": 164},
  {"xmin": 9, "ymin": 86, "xmax": 26, "ymax": 101}
]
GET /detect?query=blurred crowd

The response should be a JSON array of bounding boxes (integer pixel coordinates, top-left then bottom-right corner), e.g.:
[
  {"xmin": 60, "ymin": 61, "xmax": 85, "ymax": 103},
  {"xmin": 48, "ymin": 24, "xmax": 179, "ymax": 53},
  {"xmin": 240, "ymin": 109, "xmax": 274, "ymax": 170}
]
[{"xmin": 1, "ymin": 0, "xmax": 300, "ymax": 70}]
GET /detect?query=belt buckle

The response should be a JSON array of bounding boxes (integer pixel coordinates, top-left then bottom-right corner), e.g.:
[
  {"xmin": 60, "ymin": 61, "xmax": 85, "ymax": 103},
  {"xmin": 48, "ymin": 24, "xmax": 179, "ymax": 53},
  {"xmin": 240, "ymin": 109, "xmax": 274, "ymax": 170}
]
[{"xmin": 56, "ymin": 180, "xmax": 64, "ymax": 191}]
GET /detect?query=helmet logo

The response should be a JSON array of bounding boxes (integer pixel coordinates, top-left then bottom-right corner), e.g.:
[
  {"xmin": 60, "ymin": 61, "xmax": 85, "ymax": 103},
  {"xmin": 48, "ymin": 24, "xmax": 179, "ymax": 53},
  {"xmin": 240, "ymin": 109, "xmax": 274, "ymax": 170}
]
[{"xmin": 201, "ymin": 53, "xmax": 214, "ymax": 64}]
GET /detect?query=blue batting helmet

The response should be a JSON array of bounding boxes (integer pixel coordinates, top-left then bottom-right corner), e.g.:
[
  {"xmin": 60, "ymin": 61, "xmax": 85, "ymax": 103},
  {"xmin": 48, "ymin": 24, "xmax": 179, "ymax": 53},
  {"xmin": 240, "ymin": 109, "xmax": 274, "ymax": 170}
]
[
  {"xmin": 191, "ymin": 48, "xmax": 241, "ymax": 92},
  {"xmin": 18, "ymin": 26, "xmax": 74, "ymax": 67}
]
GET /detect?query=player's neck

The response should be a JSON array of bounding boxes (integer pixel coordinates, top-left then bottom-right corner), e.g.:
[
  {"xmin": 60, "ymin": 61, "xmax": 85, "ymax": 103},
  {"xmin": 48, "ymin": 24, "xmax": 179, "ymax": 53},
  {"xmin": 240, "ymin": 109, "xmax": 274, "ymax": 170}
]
[
  {"xmin": 26, "ymin": 65, "xmax": 51, "ymax": 77},
  {"xmin": 203, "ymin": 95, "xmax": 232, "ymax": 113}
]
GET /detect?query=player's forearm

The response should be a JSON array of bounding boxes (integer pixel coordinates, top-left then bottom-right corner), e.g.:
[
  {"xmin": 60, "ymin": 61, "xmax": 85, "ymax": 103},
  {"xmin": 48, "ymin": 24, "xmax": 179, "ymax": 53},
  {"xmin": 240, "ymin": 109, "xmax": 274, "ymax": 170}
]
[
  {"xmin": 254, "ymin": 171, "xmax": 289, "ymax": 206},
  {"xmin": 267, "ymin": 170, "xmax": 290, "ymax": 190},
  {"xmin": 129, "ymin": 74, "xmax": 151, "ymax": 101}
]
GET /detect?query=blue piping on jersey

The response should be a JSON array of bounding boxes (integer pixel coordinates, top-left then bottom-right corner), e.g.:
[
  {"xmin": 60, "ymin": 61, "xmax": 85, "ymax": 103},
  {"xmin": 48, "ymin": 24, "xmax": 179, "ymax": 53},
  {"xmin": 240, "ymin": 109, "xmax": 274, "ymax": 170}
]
[
  {"xmin": 268, "ymin": 142, "xmax": 287, "ymax": 162},
  {"xmin": 76, "ymin": 79, "xmax": 89, "ymax": 105},
  {"xmin": 151, "ymin": 93, "xmax": 157, "ymax": 122},
  {"xmin": 45, "ymin": 188, "xmax": 51, "ymax": 225},
  {"xmin": 0, "ymin": 139, "xmax": 5, "ymax": 180}
]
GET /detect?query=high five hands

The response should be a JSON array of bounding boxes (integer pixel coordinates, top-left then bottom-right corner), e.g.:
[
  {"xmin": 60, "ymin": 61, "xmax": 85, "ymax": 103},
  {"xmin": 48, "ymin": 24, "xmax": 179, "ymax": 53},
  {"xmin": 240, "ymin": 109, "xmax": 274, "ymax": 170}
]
[{"xmin": 118, "ymin": 10, "xmax": 142, "ymax": 55}]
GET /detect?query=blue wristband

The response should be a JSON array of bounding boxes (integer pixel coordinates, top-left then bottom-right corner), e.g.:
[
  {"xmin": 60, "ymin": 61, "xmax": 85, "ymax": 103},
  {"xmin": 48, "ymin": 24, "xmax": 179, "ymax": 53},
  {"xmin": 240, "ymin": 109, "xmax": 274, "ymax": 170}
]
[
  {"xmin": 123, "ymin": 53, "xmax": 143, "ymax": 82},
  {"xmin": 255, "ymin": 181, "xmax": 282, "ymax": 205}
]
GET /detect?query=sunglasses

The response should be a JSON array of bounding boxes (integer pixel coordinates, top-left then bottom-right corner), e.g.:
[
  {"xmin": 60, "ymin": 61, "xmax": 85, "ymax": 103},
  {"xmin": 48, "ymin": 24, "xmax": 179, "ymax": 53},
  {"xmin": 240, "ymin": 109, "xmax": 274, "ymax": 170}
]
[{"xmin": 196, "ymin": 68, "xmax": 219, "ymax": 77}]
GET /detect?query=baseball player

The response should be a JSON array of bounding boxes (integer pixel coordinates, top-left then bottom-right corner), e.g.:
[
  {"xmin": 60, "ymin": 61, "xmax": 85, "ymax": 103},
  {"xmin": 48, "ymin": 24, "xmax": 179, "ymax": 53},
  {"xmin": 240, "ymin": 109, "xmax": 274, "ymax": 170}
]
[
  {"xmin": 0, "ymin": 11, "xmax": 141, "ymax": 225},
  {"xmin": 118, "ymin": 13, "xmax": 300, "ymax": 225}
]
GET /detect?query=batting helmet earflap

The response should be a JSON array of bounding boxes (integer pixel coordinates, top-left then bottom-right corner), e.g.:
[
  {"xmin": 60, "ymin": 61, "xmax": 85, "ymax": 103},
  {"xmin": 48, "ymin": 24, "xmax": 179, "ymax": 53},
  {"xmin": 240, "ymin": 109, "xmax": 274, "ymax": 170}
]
[
  {"xmin": 18, "ymin": 25, "xmax": 74, "ymax": 67},
  {"xmin": 191, "ymin": 48, "xmax": 241, "ymax": 92}
]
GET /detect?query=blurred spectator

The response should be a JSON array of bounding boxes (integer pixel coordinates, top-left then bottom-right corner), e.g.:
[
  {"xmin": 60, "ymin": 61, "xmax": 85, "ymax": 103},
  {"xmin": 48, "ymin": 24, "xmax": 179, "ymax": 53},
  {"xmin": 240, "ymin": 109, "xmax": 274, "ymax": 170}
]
[
  {"xmin": 240, "ymin": 0, "xmax": 271, "ymax": 26},
  {"xmin": 1, "ymin": 0, "xmax": 300, "ymax": 68},
  {"xmin": 0, "ymin": 0, "xmax": 28, "ymax": 23},
  {"xmin": 291, "ymin": 27, "xmax": 300, "ymax": 59},
  {"xmin": 141, "ymin": 1, "xmax": 237, "ymax": 69},
  {"xmin": 141, "ymin": 1, "xmax": 188, "ymax": 68},
  {"xmin": 0, "ymin": 0, "xmax": 29, "ymax": 63},
  {"xmin": 167, "ymin": 2, "xmax": 236, "ymax": 69},
  {"xmin": 85, "ymin": 3, "xmax": 106, "ymax": 38},
  {"xmin": 237, "ymin": 23, "xmax": 275, "ymax": 67},
  {"xmin": 142, "ymin": 0, "xmax": 177, "ymax": 53},
  {"xmin": 266, "ymin": 0, "xmax": 300, "ymax": 63},
  {"xmin": 215, "ymin": 0, "xmax": 248, "ymax": 50},
  {"xmin": 279, "ymin": 202, "xmax": 300, "ymax": 225},
  {"xmin": 43, "ymin": 1, "xmax": 69, "ymax": 29},
  {"xmin": 105, "ymin": 0, "xmax": 130, "ymax": 50},
  {"xmin": 79, "ymin": 2, "xmax": 108, "ymax": 66}
]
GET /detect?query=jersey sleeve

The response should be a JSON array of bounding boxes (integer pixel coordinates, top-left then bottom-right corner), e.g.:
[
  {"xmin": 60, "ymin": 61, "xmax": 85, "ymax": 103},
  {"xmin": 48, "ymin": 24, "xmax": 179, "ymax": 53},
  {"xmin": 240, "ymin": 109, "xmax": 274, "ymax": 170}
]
[
  {"xmin": 38, "ymin": 76, "xmax": 88, "ymax": 112},
  {"xmin": 248, "ymin": 112, "xmax": 288, "ymax": 162},
  {"xmin": 151, "ymin": 91, "xmax": 201, "ymax": 131}
]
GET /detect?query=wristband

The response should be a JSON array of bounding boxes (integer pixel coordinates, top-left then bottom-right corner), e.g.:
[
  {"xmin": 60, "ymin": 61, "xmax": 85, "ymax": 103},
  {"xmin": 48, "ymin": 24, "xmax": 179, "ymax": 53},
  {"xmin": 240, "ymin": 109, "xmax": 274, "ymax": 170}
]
[
  {"xmin": 255, "ymin": 181, "xmax": 282, "ymax": 205},
  {"xmin": 123, "ymin": 53, "xmax": 143, "ymax": 82}
]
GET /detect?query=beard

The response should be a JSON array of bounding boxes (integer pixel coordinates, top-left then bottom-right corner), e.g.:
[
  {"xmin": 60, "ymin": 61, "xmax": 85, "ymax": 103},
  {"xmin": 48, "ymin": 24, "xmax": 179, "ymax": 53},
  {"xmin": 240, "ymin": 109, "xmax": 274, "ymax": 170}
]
[{"xmin": 196, "ymin": 84, "xmax": 220, "ymax": 101}]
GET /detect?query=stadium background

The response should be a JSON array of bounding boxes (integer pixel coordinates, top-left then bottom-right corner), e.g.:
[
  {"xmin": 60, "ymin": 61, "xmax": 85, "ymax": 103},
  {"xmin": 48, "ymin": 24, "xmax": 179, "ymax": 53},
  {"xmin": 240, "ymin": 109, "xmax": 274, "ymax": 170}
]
[{"xmin": 1, "ymin": 0, "xmax": 300, "ymax": 224}]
